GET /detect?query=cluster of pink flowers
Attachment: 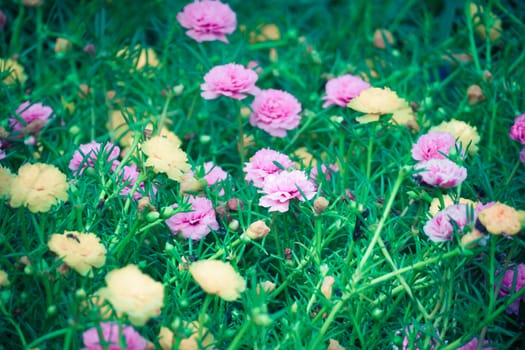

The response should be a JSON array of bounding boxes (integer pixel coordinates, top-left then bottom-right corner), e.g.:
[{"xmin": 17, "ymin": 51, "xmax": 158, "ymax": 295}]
[
  {"xmin": 82, "ymin": 322, "xmax": 149, "ymax": 350},
  {"xmin": 69, "ymin": 141, "xmax": 120, "ymax": 175},
  {"xmin": 322, "ymin": 74, "xmax": 370, "ymax": 108},
  {"xmin": 496, "ymin": 263, "xmax": 525, "ymax": 315},
  {"xmin": 166, "ymin": 196, "xmax": 219, "ymax": 240},
  {"xmin": 250, "ymin": 89, "xmax": 302, "ymax": 138},
  {"xmin": 509, "ymin": 113, "xmax": 525, "ymax": 163},
  {"xmin": 259, "ymin": 170, "xmax": 317, "ymax": 213},
  {"xmin": 201, "ymin": 63, "xmax": 259, "ymax": 100},
  {"xmin": 10, "ymin": 101, "xmax": 53, "ymax": 133},
  {"xmin": 412, "ymin": 131, "xmax": 467, "ymax": 188},
  {"xmin": 177, "ymin": 0, "xmax": 237, "ymax": 43},
  {"xmin": 243, "ymin": 148, "xmax": 294, "ymax": 188}
]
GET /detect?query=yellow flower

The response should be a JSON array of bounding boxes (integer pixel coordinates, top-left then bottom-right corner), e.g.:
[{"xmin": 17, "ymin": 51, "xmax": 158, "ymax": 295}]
[
  {"xmin": 328, "ymin": 339, "xmax": 346, "ymax": 350},
  {"xmin": 293, "ymin": 147, "xmax": 316, "ymax": 168},
  {"xmin": 348, "ymin": 87, "xmax": 409, "ymax": 115},
  {"xmin": 429, "ymin": 195, "xmax": 476, "ymax": 217},
  {"xmin": 0, "ymin": 270, "xmax": 9, "ymax": 288},
  {"xmin": 159, "ymin": 321, "xmax": 214, "ymax": 350},
  {"xmin": 478, "ymin": 202, "xmax": 521, "ymax": 235},
  {"xmin": 429, "ymin": 119, "xmax": 480, "ymax": 155},
  {"xmin": 9, "ymin": 163, "xmax": 69, "ymax": 213},
  {"xmin": 0, "ymin": 166, "xmax": 15, "ymax": 199},
  {"xmin": 107, "ymin": 108, "xmax": 137, "ymax": 148},
  {"xmin": 1, "ymin": 58, "xmax": 27, "ymax": 85},
  {"xmin": 96, "ymin": 264, "xmax": 165, "ymax": 326},
  {"xmin": 142, "ymin": 135, "xmax": 191, "ymax": 182},
  {"xmin": 189, "ymin": 260, "xmax": 246, "ymax": 301},
  {"xmin": 117, "ymin": 46, "xmax": 159, "ymax": 71},
  {"xmin": 469, "ymin": 3, "xmax": 502, "ymax": 42},
  {"xmin": 47, "ymin": 231, "xmax": 106, "ymax": 276}
]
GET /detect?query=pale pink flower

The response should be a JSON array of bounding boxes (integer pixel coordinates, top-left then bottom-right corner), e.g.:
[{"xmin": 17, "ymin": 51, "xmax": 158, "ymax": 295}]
[
  {"xmin": 310, "ymin": 164, "xmax": 339, "ymax": 182},
  {"xmin": 82, "ymin": 322, "xmax": 149, "ymax": 350},
  {"xmin": 456, "ymin": 337, "xmax": 493, "ymax": 350},
  {"xmin": 201, "ymin": 63, "xmax": 259, "ymax": 100},
  {"xmin": 10, "ymin": 101, "xmax": 53, "ymax": 133},
  {"xmin": 244, "ymin": 148, "xmax": 294, "ymax": 188},
  {"xmin": 69, "ymin": 142, "xmax": 120, "ymax": 175},
  {"xmin": 322, "ymin": 74, "xmax": 370, "ymax": 108},
  {"xmin": 115, "ymin": 164, "xmax": 151, "ymax": 200},
  {"xmin": 520, "ymin": 148, "xmax": 525, "ymax": 163},
  {"xmin": 423, "ymin": 204, "xmax": 472, "ymax": 242},
  {"xmin": 201, "ymin": 161, "xmax": 228, "ymax": 195},
  {"xmin": 166, "ymin": 196, "xmax": 219, "ymax": 240},
  {"xmin": 250, "ymin": 89, "xmax": 302, "ymax": 137},
  {"xmin": 496, "ymin": 263, "xmax": 525, "ymax": 315},
  {"xmin": 259, "ymin": 170, "xmax": 317, "ymax": 212},
  {"xmin": 510, "ymin": 113, "xmax": 525, "ymax": 145},
  {"xmin": 411, "ymin": 132, "xmax": 458, "ymax": 161},
  {"xmin": 177, "ymin": 0, "xmax": 237, "ymax": 43},
  {"xmin": 413, "ymin": 159, "xmax": 467, "ymax": 188}
]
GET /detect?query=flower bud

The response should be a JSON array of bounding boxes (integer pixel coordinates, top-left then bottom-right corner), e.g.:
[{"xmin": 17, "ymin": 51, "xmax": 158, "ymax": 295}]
[
  {"xmin": 321, "ymin": 276, "xmax": 335, "ymax": 300},
  {"xmin": 160, "ymin": 206, "xmax": 177, "ymax": 219},
  {"xmin": 373, "ymin": 29, "xmax": 394, "ymax": 49},
  {"xmin": 256, "ymin": 281, "xmax": 276, "ymax": 295},
  {"xmin": 145, "ymin": 211, "xmax": 160, "ymax": 222},
  {"xmin": 55, "ymin": 38, "xmax": 73, "ymax": 54},
  {"xmin": 244, "ymin": 220, "xmax": 270, "ymax": 240},
  {"xmin": 313, "ymin": 196, "xmax": 329, "ymax": 215},
  {"xmin": 228, "ymin": 219, "xmax": 240, "ymax": 231},
  {"xmin": 467, "ymin": 84, "xmax": 485, "ymax": 106}
]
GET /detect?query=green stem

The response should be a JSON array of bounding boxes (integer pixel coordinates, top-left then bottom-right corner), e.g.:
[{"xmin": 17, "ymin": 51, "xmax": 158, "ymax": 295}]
[
  {"xmin": 465, "ymin": 1, "xmax": 482, "ymax": 74},
  {"xmin": 227, "ymin": 320, "xmax": 252, "ymax": 350},
  {"xmin": 155, "ymin": 94, "xmax": 173, "ymax": 136},
  {"xmin": 236, "ymin": 104, "xmax": 246, "ymax": 167},
  {"xmin": 36, "ymin": 5, "xmax": 44, "ymax": 80},
  {"xmin": 0, "ymin": 302, "xmax": 27, "ymax": 348},
  {"xmin": 208, "ymin": 238, "xmax": 244, "ymax": 260},
  {"xmin": 9, "ymin": 4, "xmax": 25, "ymax": 55},
  {"xmin": 504, "ymin": 159, "xmax": 521, "ymax": 186},
  {"xmin": 283, "ymin": 112, "xmax": 315, "ymax": 153},
  {"xmin": 366, "ymin": 131, "xmax": 373, "ymax": 179}
]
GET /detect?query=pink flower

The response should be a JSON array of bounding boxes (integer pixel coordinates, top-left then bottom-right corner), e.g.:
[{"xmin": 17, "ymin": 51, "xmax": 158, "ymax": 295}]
[
  {"xmin": 259, "ymin": 170, "xmax": 317, "ymax": 212},
  {"xmin": 201, "ymin": 63, "xmax": 259, "ymax": 100},
  {"xmin": 413, "ymin": 159, "xmax": 467, "ymax": 188},
  {"xmin": 166, "ymin": 196, "xmax": 219, "ymax": 240},
  {"xmin": 69, "ymin": 141, "xmax": 120, "ymax": 175},
  {"xmin": 322, "ymin": 74, "xmax": 370, "ymax": 108},
  {"xmin": 496, "ymin": 263, "xmax": 525, "ymax": 315},
  {"xmin": 395, "ymin": 325, "xmax": 439, "ymax": 350},
  {"xmin": 520, "ymin": 148, "xmax": 525, "ymax": 163},
  {"xmin": 10, "ymin": 101, "xmax": 53, "ymax": 133},
  {"xmin": 177, "ymin": 0, "xmax": 237, "ymax": 43},
  {"xmin": 309, "ymin": 164, "xmax": 339, "ymax": 182},
  {"xmin": 510, "ymin": 113, "xmax": 525, "ymax": 145},
  {"xmin": 250, "ymin": 89, "xmax": 302, "ymax": 137},
  {"xmin": 411, "ymin": 132, "xmax": 458, "ymax": 161},
  {"xmin": 0, "ymin": 141, "xmax": 6, "ymax": 160},
  {"xmin": 244, "ymin": 148, "xmax": 294, "ymax": 188},
  {"xmin": 0, "ymin": 10, "xmax": 6, "ymax": 31},
  {"xmin": 423, "ymin": 204, "xmax": 472, "ymax": 242},
  {"xmin": 201, "ymin": 161, "xmax": 228, "ymax": 195},
  {"xmin": 115, "ymin": 164, "xmax": 152, "ymax": 200},
  {"xmin": 82, "ymin": 322, "xmax": 149, "ymax": 350},
  {"xmin": 456, "ymin": 337, "xmax": 493, "ymax": 350}
]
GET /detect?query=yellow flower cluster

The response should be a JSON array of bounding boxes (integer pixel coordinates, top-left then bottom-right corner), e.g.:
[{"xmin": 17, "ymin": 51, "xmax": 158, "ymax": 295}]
[
  {"xmin": 96, "ymin": 264, "xmax": 165, "ymax": 326},
  {"xmin": 189, "ymin": 260, "xmax": 246, "ymax": 301},
  {"xmin": 142, "ymin": 135, "xmax": 191, "ymax": 182},
  {"xmin": 47, "ymin": 231, "xmax": 107, "ymax": 276},
  {"xmin": 159, "ymin": 321, "xmax": 215, "ymax": 350},
  {"xmin": 9, "ymin": 163, "xmax": 69, "ymax": 213}
]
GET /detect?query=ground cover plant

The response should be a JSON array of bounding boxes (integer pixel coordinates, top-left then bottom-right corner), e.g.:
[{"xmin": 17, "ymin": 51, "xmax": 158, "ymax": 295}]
[{"xmin": 1, "ymin": 0, "xmax": 525, "ymax": 349}]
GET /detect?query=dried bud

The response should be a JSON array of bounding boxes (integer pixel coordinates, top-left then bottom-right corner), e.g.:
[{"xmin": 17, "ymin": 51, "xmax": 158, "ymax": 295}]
[
  {"xmin": 313, "ymin": 196, "xmax": 329, "ymax": 215},
  {"xmin": 78, "ymin": 84, "xmax": 92, "ymax": 99},
  {"xmin": 137, "ymin": 197, "xmax": 153, "ymax": 213},
  {"xmin": 55, "ymin": 38, "xmax": 72, "ymax": 54},
  {"xmin": 321, "ymin": 276, "xmax": 335, "ymax": 300},
  {"xmin": 244, "ymin": 220, "xmax": 270, "ymax": 240},
  {"xmin": 467, "ymin": 84, "xmax": 485, "ymax": 105},
  {"xmin": 483, "ymin": 70, "xmax": 493, "ymax": 82},
  {"xmin": 373, "ymin": 29, "xmax": 394, "ymax": 49},
  {"xmin": 256, "ymin": 281, "xmax": 276, "ymax": 295},
  {"xmin": 227, "ymin": 198, "xmax": 244, "ymax": 211}
]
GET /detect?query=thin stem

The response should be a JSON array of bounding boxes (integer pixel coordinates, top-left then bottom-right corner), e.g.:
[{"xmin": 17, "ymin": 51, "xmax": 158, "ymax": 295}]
[
  {"xmin": 154, "ymin": 94, "xmax": 173, "ymax": 136},
  {"xmin": 226, "ymin": 320, "xmax": 252, "ymax": 350},
  {"xmin": 465, "ymin": 1, "xmax": 482, "ymax": 74}
]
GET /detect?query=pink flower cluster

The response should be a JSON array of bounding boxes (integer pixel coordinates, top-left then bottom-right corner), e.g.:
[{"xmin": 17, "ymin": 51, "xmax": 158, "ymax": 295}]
[
  {"xmin": 250, "ymin": 89, "xmax": 302, "ymax": 137},
  {"xmin": 166, "ymin": 196, "xmax": 219, "ymax": 240},
  {"xmin": 10, "ymin": 101, "xmax": 53, "ymax": 133},
  {"xmin": 82, "ymin": 322, "xmax": 149, "ymax": 350},
  {"xmin": 322, "ymin": 74, "xmax": 370, "ymax": 108},
  {"xmin": 496, "ymin": 263, "xmax": 525, "ymax": 315},
  {"xmin": 177, "ymin": 0, "xmax": 237, "ymax": 43},
  {"xmin": 413, "ymin": 158, "xmax": 467, "ymax": 188},
  {"xmin": 69, "ymin": 141, "xmax": 120, "ymax": 175},
  {"xmin": 259, "ymin": 170, "xmax": 317, "ymax": 212},
  {"xmin": 423, "ymin": 204, "xmax": 472, "ymax": 242},
  {"xmin": 411, "ymin": 132, "xmax": 458, "ymax": 161},
  {"xmin": 201, "ymin": 63, "xmax": 259, "ymax": 100},
  {"xmin": 244, "ymin": 148, "xmax": 294, "ymax": 188},
  {"xmin": 510, "ymin": 113, "xmax": 525, "ymax": 163}
]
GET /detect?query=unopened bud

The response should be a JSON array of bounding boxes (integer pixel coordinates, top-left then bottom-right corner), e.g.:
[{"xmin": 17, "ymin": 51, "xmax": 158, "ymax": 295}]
[
  {"xmin": 228, "ymin": 219, "xmax": 240, "ymax": 231},
  {"xmin": 467, "ymin": 84, "xmax": 485, "ymax": 106},
  {"xmin": 313, "ymin": 196, "xmax": 329, "ymax": 215},
  {"xmin": 244, "ymin": 220, "xmax": 270, "ymax": 240},
  {"xmin": 373, "ymin": 29, "xmax": 394, "ymax": 49},
  {"xmin": 145, "ymin": 211, "xmax": 160, "ymax": 222},
  {"xmin": 321, "ymin": 276, "xmax": 335, "ymax": 300},
  {"xmin": 256, "ymin": 281, "xmax": 276, "ymax": 295}
]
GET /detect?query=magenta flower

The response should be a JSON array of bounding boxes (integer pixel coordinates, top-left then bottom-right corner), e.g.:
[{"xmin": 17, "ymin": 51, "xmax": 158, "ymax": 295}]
[
  {"xmin": 510, "ymin": 113, "xmax": 525, "ymax": 145},
  {"xmin": 166, "ymin": 196, "xmax": 219, "ymax": 240},
  {"xmin": 201, "ymin": 161, "xmax": 229, "ymax": 195},
  {"xmin": 456, "ymin": 337, "xmax": 493, "ymax": 350},
  {"xmin": 201, "ymin": 63, "xmax": 259, "ymax": 100},
  {"xmin": 177, "ymin": 0, "xmax": 237, "ymax": 43},
  {"xmin": 423, "ymin": 204, "xmax": 472, "ymax": 242},
  {"xmin": 244, "ymin": 148, "xmax": 294, "ymax": 188},
  {"xmin": 82, "ymin": 322, "xmax": 149, "ymax": 350},
  {"xmin": 496, "ymin": 263, "xmax": 525, "ymax": 315},
  {"xmin": 411, "ymin": 132, "xmax": 458, "ymax": 161},
  {"xmin": 322, "ymin": 74, "xmax": 370, "ymax": 108},
  {"xmin": 69, "ymin": 141, "xmax": 120, "ymax": 175},
  {"xmin": 0, "ymin": 10, "xmax": 6, "ymax": 31},
  {"xmin": 250, "ymin": 89, "xmax": 302, "ymax": 137},
  {"xmin": 259, "ymin": 170, "xmax": 317, "ymax": 212},
  {"xmin": 413, "ymin": 159, "xmax": 467, "ymax": 188},
  {"xmin": 0, "ymin": 141, "xmax": 5, "ymax": 160},
  {"xmin": 395, "ymin": 325, "xmax": 439, "ymax": 350},
  {"xmin": 520, "ymin": 148, "xmax": 525, "ymax": 163},
  {"xmin": 9, "ymin": 101, "xmax": 53, "ymax": 133}
]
